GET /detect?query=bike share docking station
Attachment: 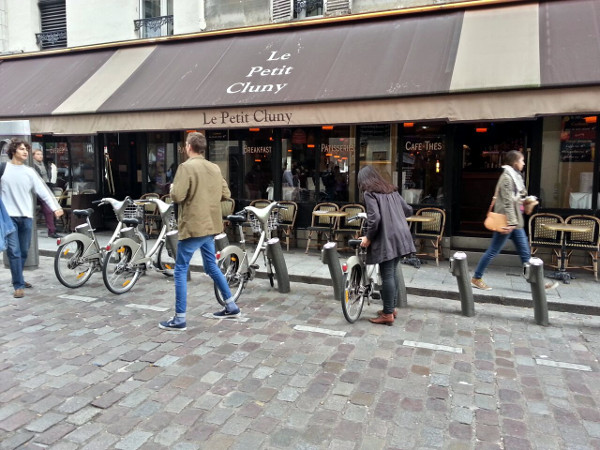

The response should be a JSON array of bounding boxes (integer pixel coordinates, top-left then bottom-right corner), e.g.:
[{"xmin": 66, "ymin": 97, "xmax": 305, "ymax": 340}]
[{"xmin": 450, "ymin": 251, "xmax": 550, "ymax": 326}]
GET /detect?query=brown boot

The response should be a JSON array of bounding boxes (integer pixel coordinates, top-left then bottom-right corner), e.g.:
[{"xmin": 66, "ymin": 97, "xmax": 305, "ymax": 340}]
[
  {"xmin": 369, "ymin": 313, "xmax": 394, "ymax": 326},
  {"xmin": 377, "ymin": 309, "xmax": 398, "ymax": 318}
]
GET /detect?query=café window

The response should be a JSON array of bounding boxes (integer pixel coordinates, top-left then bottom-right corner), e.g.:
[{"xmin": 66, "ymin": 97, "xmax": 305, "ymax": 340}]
[
  {"xmin": 243, "ymin": 129, "xmax": 274, "ymax": 201},
  {"xmin": 358, "ymin": 124, "xmax": 395, "ymax": 191},
  {"xmin": 401, "ymin": 122, "xmax": 446, "ymax": 206},
  {"xmin": 70, "ymin": 137, "xmax": 98, "ymax": 193},
  {"xmin": 281, "ymin": 127, "xmax": 316, "ymax": 202},
  {"xmin": 147, "ymin": 133, "xmax": 176, "ymax": 195},
  {"xmin": 318, "ymin": 126, "xmax": 355, "ymax": 202},
  {"xmin": 541, "ymin": 115, "xmax": 598, "ymax": 209}
]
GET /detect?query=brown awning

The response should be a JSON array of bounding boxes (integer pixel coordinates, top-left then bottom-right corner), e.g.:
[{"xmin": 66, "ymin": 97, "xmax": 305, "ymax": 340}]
[{"xmin": 0, "ymin": 0, "xmax": 599, "ymax": 133}]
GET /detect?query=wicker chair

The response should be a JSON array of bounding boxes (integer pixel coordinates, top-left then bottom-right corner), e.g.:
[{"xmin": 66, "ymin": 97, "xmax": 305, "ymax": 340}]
[
  {"xmin": 277, "ymin": 200, "xmax": 298, "ymax": 251},
  {"xmin": 564, "ymin": 215, "xmax": 600, "ymax": 281},
  {"xmin": 528, "ymin": 213, "xmax": 564, "ymax": 268},
  {"xmin": 334, "ymin": 203, "xmax": 365, "ymax": 250},
  {"xmin": 412, "ymin": 207, "xmax": 446, "ymax": 265},
  {"xmin": 305, "ymin": 202, "xmax": 339, "ymax": 253}
]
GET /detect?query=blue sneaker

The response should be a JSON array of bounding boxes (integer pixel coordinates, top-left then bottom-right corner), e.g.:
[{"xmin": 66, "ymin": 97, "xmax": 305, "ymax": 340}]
[
  {"xmin": 212, "ymin": 307, "xmax": 241, "ymax": 319},
  {"xmin": 158, "ymin": 317, "xmax": 187, "ymax": 331}
]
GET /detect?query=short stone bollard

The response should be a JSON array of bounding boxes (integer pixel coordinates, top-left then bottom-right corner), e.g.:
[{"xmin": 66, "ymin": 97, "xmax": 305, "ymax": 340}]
[
  {"xmin": 321, "ymin": 242, "xmax": 344, "ymax": 302},
  {"xmin": 449, "ymin": 251, "xmax": 475, "ymax": 317},
  {"xmin": 524, "ymin": 257, "xmax": 549, "ymax": 326}
]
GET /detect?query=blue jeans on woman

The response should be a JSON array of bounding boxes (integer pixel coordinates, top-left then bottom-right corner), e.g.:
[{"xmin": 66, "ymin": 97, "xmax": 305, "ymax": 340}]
[
  {"xmin": 474, "ymin": 227, "xmax": 530, "ymax": 279},
  {"xmin": 6, "ymin": 217, "xmax": 33, "ymax": 290},
  {"xmin": 174, "ymin": 235, "xmax": 232, "ymax": 314},
  {"xmin": 379, "ymin": 256, "xmax": 401, "ymax": 314}
]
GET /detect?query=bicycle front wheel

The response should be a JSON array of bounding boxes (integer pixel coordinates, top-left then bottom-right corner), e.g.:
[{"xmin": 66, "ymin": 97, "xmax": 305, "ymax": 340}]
[
  {"xmin": 102, "ymin": 245, "xmax": 141, "ymax": 294},
  {"xmin": 342, "ymin": 265, "xmax": 365, "ymax": 323},
  {"xmin": 156, "ymin": 241, "xmax": 175, "ymax": 277},
  {"xmin": 54, "ymin": 241, "xmax": 95, "ymax": 288},
  {"xmin": 214, "ymin": 253, "xmax": 245, "ymax": 306}
]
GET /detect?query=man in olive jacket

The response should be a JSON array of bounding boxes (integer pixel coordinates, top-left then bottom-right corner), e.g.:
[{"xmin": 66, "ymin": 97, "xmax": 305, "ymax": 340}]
[{"xmin": 159, "ymin": 132, "xmax": 240, "ymax": 331}]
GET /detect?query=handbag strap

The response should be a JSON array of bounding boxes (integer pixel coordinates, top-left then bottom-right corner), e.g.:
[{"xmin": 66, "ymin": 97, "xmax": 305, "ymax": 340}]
[{"xmin": 488, "ymin": 184, "xmax": 500, "ymax": 213}]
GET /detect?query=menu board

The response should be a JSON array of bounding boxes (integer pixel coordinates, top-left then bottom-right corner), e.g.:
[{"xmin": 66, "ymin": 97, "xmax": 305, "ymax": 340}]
[{"xmin": 560, "ymin": 116, "xmax": 596, "ymax": 162}]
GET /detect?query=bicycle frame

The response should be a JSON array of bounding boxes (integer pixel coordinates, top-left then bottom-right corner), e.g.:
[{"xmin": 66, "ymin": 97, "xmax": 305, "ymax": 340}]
[
  {"xmin": 107, "ymin": 198, "xmax": 176, "ymax": 267},
  {"xmin": 57, "ymin": 197, "xmax": 133, "ymax": 262}
]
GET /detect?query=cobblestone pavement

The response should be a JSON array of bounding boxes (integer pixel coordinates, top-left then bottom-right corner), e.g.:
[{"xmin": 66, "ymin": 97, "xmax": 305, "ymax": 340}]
[{"xmin": 1, "ymin": 256, "xmax": 600, "ymax": 449}]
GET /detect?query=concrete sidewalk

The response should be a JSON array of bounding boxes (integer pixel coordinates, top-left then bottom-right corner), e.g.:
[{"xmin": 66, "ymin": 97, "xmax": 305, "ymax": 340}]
[{"xmin": 36, "ymin": 229, "xmax": 600, "ymax": 316}]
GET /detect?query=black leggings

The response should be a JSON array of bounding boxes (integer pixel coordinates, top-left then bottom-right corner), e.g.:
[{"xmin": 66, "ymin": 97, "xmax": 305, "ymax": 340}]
[{"xmin": 379, "ymin": 256, "xmax": 401, "ymax": 314}]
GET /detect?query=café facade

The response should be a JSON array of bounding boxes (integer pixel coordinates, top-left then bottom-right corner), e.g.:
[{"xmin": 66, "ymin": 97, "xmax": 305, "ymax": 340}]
[{"xmin": 0, "ymin": 0, "xmax": 599, "ymax": 248}]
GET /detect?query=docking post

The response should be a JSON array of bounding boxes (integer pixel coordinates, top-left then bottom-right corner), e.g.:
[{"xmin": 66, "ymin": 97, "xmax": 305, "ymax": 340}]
[
  {"xmin": 214, "ymin": 233, "xmax": 229, "ymax": 252},
  {"xmin": 524, "ymin": 258, "xmax": 549, "ymax": 326},
  {"xmin": 449, "ymin": 251, "xmax": 475, "ymax": 317},
  {"xmin": 321, "ymin": 242, "xmax": 344, "ymax": 302},
  {"xmin": 396, "ymin": 262, "xmax": 408, "ymax": 308}
]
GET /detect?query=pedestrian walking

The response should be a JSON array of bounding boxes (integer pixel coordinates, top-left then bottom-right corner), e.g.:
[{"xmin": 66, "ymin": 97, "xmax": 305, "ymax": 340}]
[
  {"xmin": 159, "ymin": 132, "xmax": 240, "ymax": 331},
  {"xmin": 357, "ymin": 166, "xmax": 415, "ymax": 325},
  {"xmin": 471, "ymin": 149, "xmax": 558, "ymax": 291},
  {"xmin": 32, "ymin": 149, "xmax": 60, "ymax": 238},
  {"xmin": 0, "ymin": 139, "xmax": 63, "ymax": 298}
]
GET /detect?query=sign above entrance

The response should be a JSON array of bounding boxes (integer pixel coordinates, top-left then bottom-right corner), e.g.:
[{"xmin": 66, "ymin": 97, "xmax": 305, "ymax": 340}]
[{"xmin": 201, "ymin": 109, "xmax": 293, "ymax": 126}]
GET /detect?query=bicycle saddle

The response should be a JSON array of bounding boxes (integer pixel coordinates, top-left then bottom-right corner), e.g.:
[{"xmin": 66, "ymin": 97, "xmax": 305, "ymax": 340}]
[
  {"xmin": 73, "ymin": 208, "xmax": 94, "ymax": 217},
  {"xmin": 122, "ymin": 218, "xmax": 140, "ymax": 226},
  {"xmin": 227, "ymin": 214, "xmax": 246, "ymax": 223},
  {"xmin": 348, "ymin": 239, "xmax": 362, "ymax": 248}
]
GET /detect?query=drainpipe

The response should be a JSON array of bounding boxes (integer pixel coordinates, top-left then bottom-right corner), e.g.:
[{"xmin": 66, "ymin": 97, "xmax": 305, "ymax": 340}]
[{"xmin": 198, "ymin": 0, "xmax": 206, "ymax": 31}]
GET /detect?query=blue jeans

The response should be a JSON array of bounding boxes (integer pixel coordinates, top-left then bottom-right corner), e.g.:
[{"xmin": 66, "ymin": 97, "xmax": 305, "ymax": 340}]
[
  {"xmin": 6, "ymin": 217, "xmax": 33, "ymax": 290},
  {"xmin": 174, "ymin": 235, "xmax": 232, "ymax": 314},
  {"xmin": 474, "ymin": 227, "xmax": 530, "ymax": 279},
  {"xmin": 379, "ymin": 256, "xmax": 401, "ymax": 314}
]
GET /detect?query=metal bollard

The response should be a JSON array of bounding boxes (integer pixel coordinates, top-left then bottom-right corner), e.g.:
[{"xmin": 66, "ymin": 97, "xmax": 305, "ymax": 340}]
[
  {"xmin": 449, "ymin": 251, "xmax": 475, "ymax": 317},
  {"xmin": 524, "ymin": 257, "xmax": 548, "ymax": 326},
  {"xmin": 396, "ymin": 261, "xmax": 408, "ymax": 308},
  {"xmin": 321, "ymin": 242, "xmax": 344, "ymax": 302}
]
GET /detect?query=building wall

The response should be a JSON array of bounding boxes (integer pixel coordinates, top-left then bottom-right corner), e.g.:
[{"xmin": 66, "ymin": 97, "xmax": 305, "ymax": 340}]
[
  {"xmin": 3, "ymin": 0, "xmax": 39, "ymax": 54},
  {"xmin": 0, "ymin": 0, "xmax": 509, "ymax": 55},
  {"xmin": 68, "ymin": 0, "xmax": 138, "ymax": 47}
]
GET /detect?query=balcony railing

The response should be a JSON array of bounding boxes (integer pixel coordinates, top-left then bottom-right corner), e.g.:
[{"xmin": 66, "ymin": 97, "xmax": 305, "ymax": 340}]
[
  {"xmin": 35, "ymin": 29, "xmax": 67, "ymax": 49},
  {"xmin": 134, "ymin": 15, "xmax": 173, "ymax": 38}
]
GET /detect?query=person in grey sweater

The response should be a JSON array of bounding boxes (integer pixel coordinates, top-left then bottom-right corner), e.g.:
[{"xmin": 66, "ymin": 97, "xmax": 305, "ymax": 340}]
[
  {"xmin": 358, "ymin": 166, "xmax": 415, "ymax": 325},
  {"xmin": 1, "ymin": 139, "xmax": 63, "ymax": 298}
]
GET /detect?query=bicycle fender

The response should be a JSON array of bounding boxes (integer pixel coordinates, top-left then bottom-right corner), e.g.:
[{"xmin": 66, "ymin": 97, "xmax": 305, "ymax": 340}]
[
  {"xmin": 219, "ymin": 245, "xmax": 248, "ymax": 273},
  {"xmin": 109, "ymin": 237, "xmax": 144, "ymax": 264},
  {"xmin": 59, "ymin": 233, "xmax": 97, "ymax": 258},
  {"xmin": 345, "ymin": 256, "xmax": 362, "ymax": 273}
]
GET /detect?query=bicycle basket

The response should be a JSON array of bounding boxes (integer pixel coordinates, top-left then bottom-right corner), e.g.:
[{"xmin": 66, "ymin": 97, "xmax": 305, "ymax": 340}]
[
  {"xmin": 124, "ymin": 203, "xmax": 145, "ymax": 230},
  {"xmin": 249, "ymin": 210, "xmax": 279, "ymax": 233}
]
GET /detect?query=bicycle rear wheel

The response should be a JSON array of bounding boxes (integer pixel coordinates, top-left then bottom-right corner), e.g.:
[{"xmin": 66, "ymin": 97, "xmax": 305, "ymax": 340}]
[
  {"xmin": 214, "ymin": 253, "xmax": 245, "ymax": 306},
  {"xmin": 54, "ymin": 241, "xmax": 95, "ymax": 288},
  {"xmin": 102, "ymin": 245, "xmax": 141, "ymax": 294},
  {"xmin": 156, "ymin": 241, "xmax": 175, "ymax": 277},
  {"xmin": 342, "ymin": 265, "xmax": 365, "ymax": 323}
]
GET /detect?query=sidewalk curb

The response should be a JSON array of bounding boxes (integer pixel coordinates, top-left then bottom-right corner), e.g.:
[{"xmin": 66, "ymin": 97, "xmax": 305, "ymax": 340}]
[{"xmin": 39, "ymin": 249, "xmax": 600, "ymax": 317}]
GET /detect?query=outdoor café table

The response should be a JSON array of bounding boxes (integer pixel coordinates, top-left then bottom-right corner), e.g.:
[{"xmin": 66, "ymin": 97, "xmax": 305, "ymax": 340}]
[
  {"xmin": 541, "ymin": 222, "xmax": 592, "ymax": 284},
  {"xmin": 313, "ymin": 210, "xmax": 349, "ymax": 243},
  {"xmin": 403, "ymin": 215, "xmax": 435, "ymax": 268}
]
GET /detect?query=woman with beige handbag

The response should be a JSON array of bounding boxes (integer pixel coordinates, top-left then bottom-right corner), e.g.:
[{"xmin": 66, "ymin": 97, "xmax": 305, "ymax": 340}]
[{"xmin": 471, "ymin": 150, "xmax": 557, "ymax": 291}]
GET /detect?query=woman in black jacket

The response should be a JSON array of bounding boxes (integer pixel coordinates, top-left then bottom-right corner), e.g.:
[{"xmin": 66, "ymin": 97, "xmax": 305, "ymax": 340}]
[{"xmin": 358, "ymin": 166, "xmax": 415, "ymax": 325}]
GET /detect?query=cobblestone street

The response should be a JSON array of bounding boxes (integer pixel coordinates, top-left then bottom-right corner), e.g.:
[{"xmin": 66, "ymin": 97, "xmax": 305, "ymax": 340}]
[{"xmin": 1, "ymin": 256, "xmax": 600, "ymax": 449}]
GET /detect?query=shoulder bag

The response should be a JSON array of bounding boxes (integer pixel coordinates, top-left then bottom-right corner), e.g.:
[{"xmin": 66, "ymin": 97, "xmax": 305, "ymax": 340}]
[{"xmin": 483, "ymin": 187, "xmax": 508, "ymax": 232}]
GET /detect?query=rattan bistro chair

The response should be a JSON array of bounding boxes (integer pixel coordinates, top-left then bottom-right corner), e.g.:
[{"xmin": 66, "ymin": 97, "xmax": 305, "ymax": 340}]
[
  {"xmin": 305, "ymin": 202, "xmax": 339, "ymax": 253},
  {"xmin": 412, "ymin": 207, "xmax": 446, "ymax": 265},
  {"xmin": 334, "ymin": 203, "xmax": 365, "ymax": 250},
  {"xmin": 277, "ymin": 200, "xmax": 298, "ymax": 251},
  {"xmin": 564, "ymin": 215, "xmax": 600, "ymax": 281},
  {"xmin": 528, "ymin": 213, "xmax": 564, "ymax": 268}
]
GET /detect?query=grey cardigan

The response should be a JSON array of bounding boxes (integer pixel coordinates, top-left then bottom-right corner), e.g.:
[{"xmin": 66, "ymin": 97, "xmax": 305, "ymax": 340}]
[
  {"xmin": 363, "ymin": 190, "xmax": 416, "ymax": 265},
  {"xmin": 493, "ymin": 169, "xmax": 527, "ymax": 229}
]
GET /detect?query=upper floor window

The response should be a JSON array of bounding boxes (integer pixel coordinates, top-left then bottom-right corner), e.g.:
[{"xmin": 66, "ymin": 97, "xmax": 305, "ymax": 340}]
[
  {"xmin": 36, "ymin": 0, "xmax": 67, "ymax": 50},
  {"xmin": 135, "ymin": 0, "xmax": 173, "ymax": 39},
  {"xmin": 272, "ymin": 0, "xmax": 350, "ymax": 22}
]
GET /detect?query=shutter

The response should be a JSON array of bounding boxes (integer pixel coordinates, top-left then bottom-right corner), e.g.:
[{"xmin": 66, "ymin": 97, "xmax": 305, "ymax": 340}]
[
  {"xmin": 272, "ymin": 0, "xmax": 293, "ymax": 22},
  {"xmin": 325, "ymin": 0, "xmax": 351, "ymax": 16},
  {"xmin": 38, "ymin": 0, "xmax": 67, "ymax": 49}
]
